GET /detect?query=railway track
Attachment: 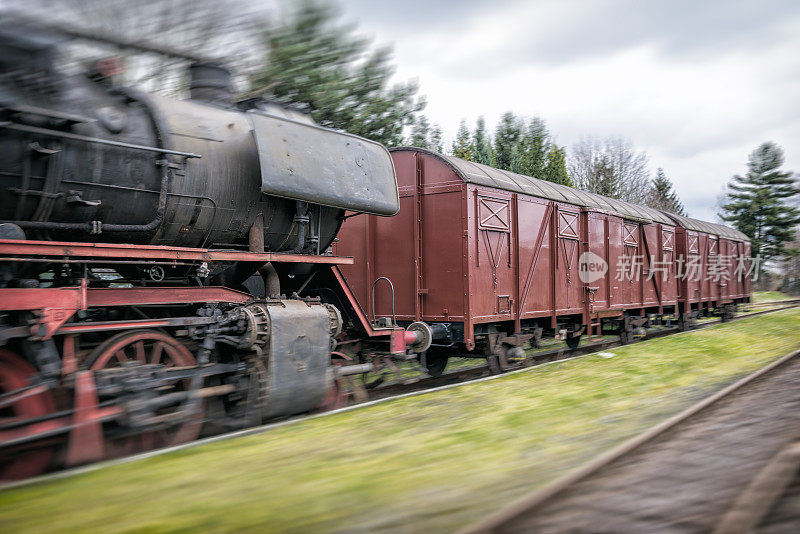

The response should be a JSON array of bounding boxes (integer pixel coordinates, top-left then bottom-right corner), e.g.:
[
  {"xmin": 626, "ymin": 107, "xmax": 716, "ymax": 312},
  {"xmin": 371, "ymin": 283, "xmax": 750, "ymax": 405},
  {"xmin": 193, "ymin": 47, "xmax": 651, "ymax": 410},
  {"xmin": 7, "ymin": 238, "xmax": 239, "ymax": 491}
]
[
  {"xmin": 744, "ymin": 445, "xmax": 800, "ymax": 533},
  {"xmin": 369, "ymin": 300, "xmax": 800, "ymax": 400},
  {"xmin": 459, "ymin": 347, "xmax": 800, "ymax": 533},
  {"xmin": 741, "ymin": 297, "xmax": 800, "ymax": 309},
  {"xmin": 1, "ymin": 301, "xmax": 797, "ymax": 492},
  {"xmin": 714, "ymin": 439, "xmax": 800, "ymax": 533}
]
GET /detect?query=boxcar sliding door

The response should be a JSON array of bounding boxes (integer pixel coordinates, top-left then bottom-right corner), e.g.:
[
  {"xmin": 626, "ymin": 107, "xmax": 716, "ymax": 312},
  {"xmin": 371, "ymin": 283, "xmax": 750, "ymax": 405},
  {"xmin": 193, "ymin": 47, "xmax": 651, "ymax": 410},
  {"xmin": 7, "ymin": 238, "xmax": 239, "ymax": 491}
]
[
  {"xmin": 555, "ymin": 206, "xmax": 583, "ymax": 314},
  {"xmin": 471, "ymin": 188, "xmax": 515, "ymax": 323},
  {"xmin": 584, "ymin": 211, "xmax": 609, "ymax": 310},
  {"xmin": 516, "ymin": 196, "xmax": 553, "ymax": 320},
  {"xmin": 660, "ymin": 226, "xmax": 677, "ymax": 304},
  {"xmin": 622, "ymin": 221, "xmax": 641, "ymax": 306}
]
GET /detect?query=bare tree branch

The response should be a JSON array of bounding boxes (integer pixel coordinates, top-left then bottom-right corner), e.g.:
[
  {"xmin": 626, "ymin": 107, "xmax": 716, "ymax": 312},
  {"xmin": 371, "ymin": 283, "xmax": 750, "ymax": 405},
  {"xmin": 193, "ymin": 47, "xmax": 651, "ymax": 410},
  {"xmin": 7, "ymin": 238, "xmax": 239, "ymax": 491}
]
[{"xmin": 569, "ymin": 135, "xmax": 651, "ymax": 203}]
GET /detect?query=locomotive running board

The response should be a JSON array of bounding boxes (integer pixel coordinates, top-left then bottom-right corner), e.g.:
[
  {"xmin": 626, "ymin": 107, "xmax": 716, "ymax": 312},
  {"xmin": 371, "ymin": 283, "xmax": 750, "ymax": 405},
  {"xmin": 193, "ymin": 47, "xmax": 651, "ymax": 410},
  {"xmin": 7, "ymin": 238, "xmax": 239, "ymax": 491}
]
[{"xmin": 0, "ymin": 239, "xmax": 354, "ymax": 265}]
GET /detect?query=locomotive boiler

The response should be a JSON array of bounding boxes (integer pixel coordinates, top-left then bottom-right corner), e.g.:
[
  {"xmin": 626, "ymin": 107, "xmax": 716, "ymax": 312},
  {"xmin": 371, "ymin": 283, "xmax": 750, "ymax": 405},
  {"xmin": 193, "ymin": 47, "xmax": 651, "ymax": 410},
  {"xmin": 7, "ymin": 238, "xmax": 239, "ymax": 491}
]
[{"xmin": 0, "ymin": 26, "xmax": 398, "ymax": 250}]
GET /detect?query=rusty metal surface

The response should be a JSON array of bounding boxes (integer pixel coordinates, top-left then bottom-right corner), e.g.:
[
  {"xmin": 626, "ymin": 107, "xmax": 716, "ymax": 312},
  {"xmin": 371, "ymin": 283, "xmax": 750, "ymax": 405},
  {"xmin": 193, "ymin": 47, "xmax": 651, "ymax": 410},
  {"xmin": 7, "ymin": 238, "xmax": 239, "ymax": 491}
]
[
  {"xmin": 330, "ymin": 266, "xmax": 392, "ymax": 338},
  {"xmin": 0, "ymin": 348, "xmax": 59, "ymax": 480},
  {"xmin": 673, "ymin": 227, "xmax": 750, "ymax": 306},
  {"xmin": 334, "ymin": 149, "xmax": 421, "ymax": 324},
  {"xmin": 155, "ymin": 96, "xmax": 346, "ymax": 251},
  {"xmin": 249, "ymin": 111, "xmax": 399, "ymax": 216},
  {"xmin": 57, "ymin": 317, "xmax": 214, "ymax": 334},
  {"xmin": 0, "ymin": 290, "xmax": 340, "ymax": 479},
  {"xmin": 259, "ymin": 300, "xmax": 332, "ymax": 419},
  {"xmin": 0, "ymin": 283, "xmax": 252, "ymax": 341}
]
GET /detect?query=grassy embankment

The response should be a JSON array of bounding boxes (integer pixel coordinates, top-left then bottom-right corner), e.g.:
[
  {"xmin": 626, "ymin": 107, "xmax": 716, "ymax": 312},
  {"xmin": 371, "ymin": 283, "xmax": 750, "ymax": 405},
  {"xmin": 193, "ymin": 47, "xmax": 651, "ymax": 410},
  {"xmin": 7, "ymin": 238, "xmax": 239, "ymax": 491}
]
[
  {"xmin": 2, "ymin": 308, "xmax": 800, "ymax": 533},
  {"xmin": 751, "ymin": 290, "xmax": 793, "ymax": 303}
]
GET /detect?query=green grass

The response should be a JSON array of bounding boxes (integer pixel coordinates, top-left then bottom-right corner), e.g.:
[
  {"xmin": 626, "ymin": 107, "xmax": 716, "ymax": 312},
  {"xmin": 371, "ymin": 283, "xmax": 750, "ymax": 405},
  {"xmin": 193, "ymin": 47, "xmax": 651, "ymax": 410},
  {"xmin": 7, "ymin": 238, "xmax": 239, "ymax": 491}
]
[
  {"xmin": 2, "ymin": 309, "xmax": 800, "ymax": 533},
  {"xmin": 751, "ymin": 290, "xmax": 793, "ymax": 303}
]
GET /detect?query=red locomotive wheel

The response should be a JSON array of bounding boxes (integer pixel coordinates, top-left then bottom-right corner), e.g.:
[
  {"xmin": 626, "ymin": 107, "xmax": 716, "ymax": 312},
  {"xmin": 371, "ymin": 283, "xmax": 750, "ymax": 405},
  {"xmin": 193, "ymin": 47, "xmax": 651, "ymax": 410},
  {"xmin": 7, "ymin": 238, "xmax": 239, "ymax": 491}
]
[
  {"xmin": 86, "ymin": 330, "xmax": 203, "ymax": 457},
  {"xmin": 88, "ymin": 329, "xmax": 195, "ymax": 369},
  {"xmin": 0, "ymin": 349, "xmax": 58, "ymax": 480},
  {"xmin": 317, "ymin": 376, "xmax": 348, "ymax": 412},
  {"xmin": 317, "ymin": 353, "xmax": 350, "ymax": 412}
]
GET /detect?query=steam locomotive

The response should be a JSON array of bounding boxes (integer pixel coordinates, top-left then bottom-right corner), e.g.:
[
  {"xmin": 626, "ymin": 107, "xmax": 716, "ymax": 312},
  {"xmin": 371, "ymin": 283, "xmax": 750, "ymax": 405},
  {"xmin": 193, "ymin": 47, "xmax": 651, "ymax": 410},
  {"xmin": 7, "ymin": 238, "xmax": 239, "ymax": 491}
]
[{"xmin": 0, "ymin": 24, "xmax": 430, "ymax": 480}]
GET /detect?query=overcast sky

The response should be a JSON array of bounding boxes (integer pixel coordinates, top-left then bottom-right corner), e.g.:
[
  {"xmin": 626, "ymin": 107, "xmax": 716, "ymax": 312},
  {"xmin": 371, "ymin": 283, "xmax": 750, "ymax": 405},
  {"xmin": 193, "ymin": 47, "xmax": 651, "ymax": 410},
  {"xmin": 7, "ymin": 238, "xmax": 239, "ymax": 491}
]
[{"xmin": 338, "ymin": 0, "xmax": 800, "ymax": 221}]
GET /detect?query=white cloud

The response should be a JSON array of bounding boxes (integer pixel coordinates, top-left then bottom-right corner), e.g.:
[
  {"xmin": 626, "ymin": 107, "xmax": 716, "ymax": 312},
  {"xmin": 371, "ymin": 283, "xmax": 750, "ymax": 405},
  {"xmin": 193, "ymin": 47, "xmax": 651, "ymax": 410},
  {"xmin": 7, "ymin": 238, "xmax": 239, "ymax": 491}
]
[{"xmin": 342, "ymin": 0, "xmax": 800, "ymax": 221}]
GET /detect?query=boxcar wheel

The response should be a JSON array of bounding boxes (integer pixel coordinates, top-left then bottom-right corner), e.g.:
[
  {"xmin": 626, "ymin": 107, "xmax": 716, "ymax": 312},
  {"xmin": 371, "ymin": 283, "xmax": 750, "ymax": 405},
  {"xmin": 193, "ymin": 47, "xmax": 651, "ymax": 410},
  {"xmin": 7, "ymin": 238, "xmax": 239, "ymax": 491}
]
[
  {"xmin": 566, "ymin": 335, "xmax": 581, "ymax": 349},
  {"xmin": 486, "ymin": 354, "xmax": 503, "ymax": 375},
  {"xmin": 619, "ymin": 330, "xmax": 633, "ymax": 345},
  {"xmin": 721, "ymin": 304, "xmax": 736, "ymax": 322},
  {"xmin": 423, "ymin": 353, "xmax": 449, "ymax": 378}
]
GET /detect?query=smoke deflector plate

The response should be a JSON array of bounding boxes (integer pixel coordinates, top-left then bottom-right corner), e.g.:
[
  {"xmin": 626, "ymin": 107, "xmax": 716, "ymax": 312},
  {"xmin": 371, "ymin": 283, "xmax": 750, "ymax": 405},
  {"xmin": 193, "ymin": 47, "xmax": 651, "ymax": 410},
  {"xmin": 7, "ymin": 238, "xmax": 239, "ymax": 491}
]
[{"xmin": 248, "ymin": 111, "xmax": 399, "ymax": 216}]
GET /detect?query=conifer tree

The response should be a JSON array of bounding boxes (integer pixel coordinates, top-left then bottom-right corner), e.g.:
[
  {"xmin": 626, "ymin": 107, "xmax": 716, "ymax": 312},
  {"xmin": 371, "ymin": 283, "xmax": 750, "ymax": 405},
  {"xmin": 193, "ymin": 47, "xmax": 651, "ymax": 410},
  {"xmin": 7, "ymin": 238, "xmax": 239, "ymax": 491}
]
[
  {"xmin": 407, "ymin": 115, "xmax": 443, "ymax": 151},
  {"xmin": 512, "ymin": 117, "xmax": 548, "ymax": 178},
  {"xmin": 251, "ymin": 0, "xmax": 424, "ymax": 146},
  {"xmin": 721, "ymin": 142, "xmax": 800, "ymax": 272},
  {"xmin": 544, "ymin": 145, "xmax": 573, "ymax": 187},
  {"xmin": 493, "ymin": 112, "xmax": 522, "ymax": 170},
  {"xmin": 452, "ymin": 120, "xmax": 473, "ymax": 160},
  {"xmin": 491, "ymin": 114, "xmax": 572, "ymax": 185},
  {"xmin": 408, "ymin": 115, "xmax": 431, "ymax": 148},
  {"xmin": 646, "ymin": 168, "xmax": 686, "ymax": 215},
  {"xmin": 429, "ymin": 124, "xmax": 444, "ymax": 153},
  {"xmin": 472, "ymin": 116, "xmax": 493, "ymax": 165}
]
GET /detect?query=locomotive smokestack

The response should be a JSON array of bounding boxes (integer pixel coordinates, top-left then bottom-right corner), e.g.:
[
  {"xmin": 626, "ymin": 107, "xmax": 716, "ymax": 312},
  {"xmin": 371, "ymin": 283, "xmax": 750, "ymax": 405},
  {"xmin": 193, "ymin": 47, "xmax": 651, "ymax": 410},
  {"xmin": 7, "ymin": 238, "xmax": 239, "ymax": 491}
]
[{"xmin": 188, "ymin": 62, "xmax": 233, "ymax": 107}]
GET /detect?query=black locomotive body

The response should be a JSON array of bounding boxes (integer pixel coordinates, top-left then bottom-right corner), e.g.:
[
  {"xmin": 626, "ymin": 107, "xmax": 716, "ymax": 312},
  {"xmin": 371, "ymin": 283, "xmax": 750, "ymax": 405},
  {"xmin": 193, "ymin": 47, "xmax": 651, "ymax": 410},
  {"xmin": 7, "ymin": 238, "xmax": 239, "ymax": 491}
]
[{"xmin": 0, "ymin": 27, "xmax": 397, "ymax": 251}]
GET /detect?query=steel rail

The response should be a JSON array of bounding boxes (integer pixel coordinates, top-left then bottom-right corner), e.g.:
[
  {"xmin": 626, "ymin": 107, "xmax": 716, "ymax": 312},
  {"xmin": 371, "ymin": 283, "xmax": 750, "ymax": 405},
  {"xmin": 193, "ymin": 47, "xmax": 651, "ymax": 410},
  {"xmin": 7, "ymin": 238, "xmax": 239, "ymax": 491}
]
[
  {"xmin": 369, "ymin": 300, "xmax": 800, "ymax": 398},
  {"xmin": 741, "ymin": 297, "xmax": 800, "ymax": 308},
  {"xmin": 459, "ymin": 346, "xmax": 800, "ymax": 534},
  {"xmin": 713, "ymin": 441, "xmax": 800, "ymax": 533},
  {"xmin": 1, "ymin": 302, "xmax": 797, "ymax": 492}
]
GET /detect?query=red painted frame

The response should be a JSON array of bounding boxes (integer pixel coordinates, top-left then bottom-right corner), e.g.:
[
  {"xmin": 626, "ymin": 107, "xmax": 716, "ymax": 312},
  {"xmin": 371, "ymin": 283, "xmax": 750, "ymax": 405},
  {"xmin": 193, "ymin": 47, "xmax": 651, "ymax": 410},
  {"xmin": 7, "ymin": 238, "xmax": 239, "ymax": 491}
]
[
  {"xmin": 0, "ymin": 239, "xmax": 354, "ymax": 264},
  {"xmin": 0, "ymin": 239, "xmax": 354, "ymax": 340}
]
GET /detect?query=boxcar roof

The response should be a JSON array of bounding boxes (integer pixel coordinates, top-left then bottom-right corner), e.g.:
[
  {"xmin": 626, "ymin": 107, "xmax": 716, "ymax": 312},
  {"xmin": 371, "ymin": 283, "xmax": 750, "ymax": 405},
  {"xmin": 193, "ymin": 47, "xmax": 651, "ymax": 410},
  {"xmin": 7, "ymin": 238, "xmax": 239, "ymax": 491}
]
[
  {"xmin": 661, "ymin": 212, "xmax": 750, "ymax": 242},
  {"xmin": 391, "ymin": 147, "xmax": 748, "ymax": 241},
  {"xmin": 391, "ymin": 147, "xmax": 674, "ymax": 224}
]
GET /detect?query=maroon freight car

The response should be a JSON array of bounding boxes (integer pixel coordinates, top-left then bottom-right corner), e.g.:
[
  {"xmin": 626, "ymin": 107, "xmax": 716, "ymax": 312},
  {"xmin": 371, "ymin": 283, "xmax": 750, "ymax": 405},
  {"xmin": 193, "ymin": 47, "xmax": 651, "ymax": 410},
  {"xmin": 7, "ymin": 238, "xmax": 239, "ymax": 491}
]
[
  {"xmin": 335, "ymin": 147, "xmax": 750, "ymax": 372},
  {"xmin": 664, "ymin": 213, "xmax": 751, "ymax": 325}
]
